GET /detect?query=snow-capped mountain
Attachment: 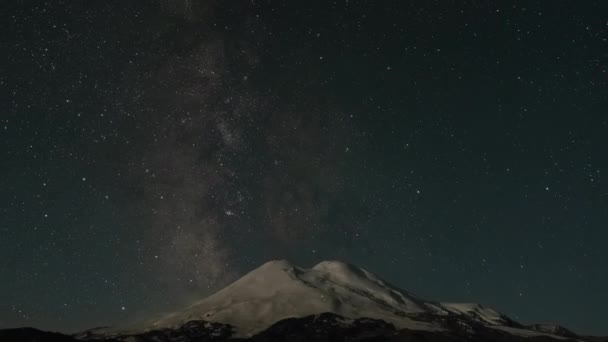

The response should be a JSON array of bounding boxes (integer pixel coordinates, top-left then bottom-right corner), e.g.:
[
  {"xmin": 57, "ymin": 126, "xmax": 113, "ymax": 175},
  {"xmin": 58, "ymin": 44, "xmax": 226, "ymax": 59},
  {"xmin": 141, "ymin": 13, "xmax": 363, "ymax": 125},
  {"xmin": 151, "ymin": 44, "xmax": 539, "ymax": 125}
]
[
  {"xmin": 150, "ymin": 260, "xmax": 445, "ymax": 335},
  {"xmin": 3, "ymin": 260, "xmax": 604, "ymax": 342},
  {"xmin": 143, "ymin": 260, "xmax": 569, "ymax": 340}
]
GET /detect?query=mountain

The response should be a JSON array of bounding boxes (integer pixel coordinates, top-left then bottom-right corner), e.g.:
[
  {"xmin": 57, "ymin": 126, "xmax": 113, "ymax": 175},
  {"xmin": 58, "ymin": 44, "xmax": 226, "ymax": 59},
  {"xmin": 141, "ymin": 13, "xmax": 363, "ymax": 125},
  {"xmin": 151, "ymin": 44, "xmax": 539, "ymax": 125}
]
[
  {"xmin": 2, "ymin": 260, "xmax": 605, "ymax": 342},
  {"xmin": 149, "ymin": 260, "xmax": 446, "ymax": 335},
  {"xmin": 145, "ymin": 260, "xmax": 528, "ymax": 336}
]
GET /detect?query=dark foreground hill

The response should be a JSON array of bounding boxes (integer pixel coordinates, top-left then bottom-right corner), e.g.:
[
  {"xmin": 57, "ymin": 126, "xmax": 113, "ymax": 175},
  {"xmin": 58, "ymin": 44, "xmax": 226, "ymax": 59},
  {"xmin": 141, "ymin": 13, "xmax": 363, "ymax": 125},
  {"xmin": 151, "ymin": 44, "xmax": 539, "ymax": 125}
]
[{"xmin": 2, "ymin": 313, "xmax": 606, "ymax": 342}]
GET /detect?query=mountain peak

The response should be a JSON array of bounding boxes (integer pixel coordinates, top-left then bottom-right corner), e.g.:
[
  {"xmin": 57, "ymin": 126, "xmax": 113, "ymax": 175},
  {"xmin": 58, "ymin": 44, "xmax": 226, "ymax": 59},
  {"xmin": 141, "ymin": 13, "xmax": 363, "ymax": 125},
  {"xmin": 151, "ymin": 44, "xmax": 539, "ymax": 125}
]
[
  {"xmin": 259, "ymin": 259, "xmax": 295, "ymax": 269},
  {"xmin": 150, "ymin": 260, "xmax": 445, "ymax": 336},
  {"xmin": 311, "ymin": 260, "xmax": 390, "ymax": 287},
  {"xmin": 259, "ymin": 259, "xmax": 355, "ymax": 274},
  {"xmin": 10, "ymin": 259, "xmax": 591, "ymax": 342},
  {"xmin": 121, "ymin": 259, "xmax": 586, "ymax": 341},
  {"xmin": 312, "ymin": 259, "xmax": 353, "ymax": 269}
]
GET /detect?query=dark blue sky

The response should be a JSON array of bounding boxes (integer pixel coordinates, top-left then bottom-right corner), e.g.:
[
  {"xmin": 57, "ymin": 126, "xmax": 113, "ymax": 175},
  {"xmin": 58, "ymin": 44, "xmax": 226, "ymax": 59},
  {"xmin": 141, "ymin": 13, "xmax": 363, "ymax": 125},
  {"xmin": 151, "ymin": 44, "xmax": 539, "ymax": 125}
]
[{"xmin": 1, "ymin": 0, "xmax": 607, "ymax": 335}]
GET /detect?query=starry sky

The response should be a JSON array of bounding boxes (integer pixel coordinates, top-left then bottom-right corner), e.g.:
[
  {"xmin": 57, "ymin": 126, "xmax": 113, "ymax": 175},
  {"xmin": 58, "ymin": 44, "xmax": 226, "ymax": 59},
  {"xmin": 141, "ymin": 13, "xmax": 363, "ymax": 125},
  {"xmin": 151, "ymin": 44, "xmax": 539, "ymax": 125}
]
[{"xmin": 1, "ymin": 0, "xmax": 607, "ymax": 336}]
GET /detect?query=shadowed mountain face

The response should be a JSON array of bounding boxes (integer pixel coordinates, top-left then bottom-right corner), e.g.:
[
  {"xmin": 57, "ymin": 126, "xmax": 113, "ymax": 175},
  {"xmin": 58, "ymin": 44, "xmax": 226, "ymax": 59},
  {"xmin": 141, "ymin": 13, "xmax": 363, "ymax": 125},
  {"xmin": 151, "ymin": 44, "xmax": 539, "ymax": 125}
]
[
  {"xmin": 3, "ymin": 314, "xmax": 607, "ymax": 342},
  {"xmin": 0, "ymin": 328, "xmax": 79, "ymax": 342},
  {"xmin": 2, "ymin": 261, "xmax": 606, "ymax": 342}
]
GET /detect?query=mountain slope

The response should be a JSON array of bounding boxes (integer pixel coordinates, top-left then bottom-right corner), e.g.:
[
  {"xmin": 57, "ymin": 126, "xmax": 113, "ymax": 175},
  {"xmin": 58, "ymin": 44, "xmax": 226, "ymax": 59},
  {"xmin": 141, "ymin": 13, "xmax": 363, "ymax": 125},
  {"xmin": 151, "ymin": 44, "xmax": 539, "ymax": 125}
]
[
  {"xmin": 151, "ymin": 260, "xmax": 448, "ymax": 336},
  {"xmin": 4, "ymin": 260, "xmax": 601, "ymax": 342},
  {"xmin": 440, "ymin": 302, "xmax": 517, "ymax": 326}
]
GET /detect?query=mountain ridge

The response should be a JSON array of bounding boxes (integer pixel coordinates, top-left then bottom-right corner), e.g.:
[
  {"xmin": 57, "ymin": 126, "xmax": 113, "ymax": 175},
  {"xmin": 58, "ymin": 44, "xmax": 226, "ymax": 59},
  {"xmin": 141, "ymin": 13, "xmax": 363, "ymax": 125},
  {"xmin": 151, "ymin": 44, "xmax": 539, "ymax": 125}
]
[
  {"xmin": 144, "ymin": 259, "xmax": 578, "ymax": 339},
  {"xmin": 3, "ymin": 260, "xmax": 604, "ymax": 342},
  {"xmin": 149, "ymin": 259, "xmax": 448, "ymax": 336}
]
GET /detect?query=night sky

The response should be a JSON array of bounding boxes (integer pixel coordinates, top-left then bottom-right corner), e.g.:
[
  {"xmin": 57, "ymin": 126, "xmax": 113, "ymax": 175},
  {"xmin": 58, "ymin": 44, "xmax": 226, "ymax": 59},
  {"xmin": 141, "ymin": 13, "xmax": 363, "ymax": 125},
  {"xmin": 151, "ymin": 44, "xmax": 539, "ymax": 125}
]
[{"xmin": 2, "ymin": 0, "xmax": 607, "ymax": 336}]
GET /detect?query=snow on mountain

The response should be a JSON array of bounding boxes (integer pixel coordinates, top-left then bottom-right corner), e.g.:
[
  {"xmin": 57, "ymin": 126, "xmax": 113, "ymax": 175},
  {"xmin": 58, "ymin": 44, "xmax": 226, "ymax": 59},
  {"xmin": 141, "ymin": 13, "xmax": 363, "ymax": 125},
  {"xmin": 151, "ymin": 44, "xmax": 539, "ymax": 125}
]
[
  {"xmin": 149, "ymin": 260, "xmax": 446, "ymax": 336},
  {"xmin": 440, "ymin": 302, "xmax": 511, "ymax": 326},
  {"xmin": 144, "ymin": 260, "xmax": 569, "ymax": 340}
]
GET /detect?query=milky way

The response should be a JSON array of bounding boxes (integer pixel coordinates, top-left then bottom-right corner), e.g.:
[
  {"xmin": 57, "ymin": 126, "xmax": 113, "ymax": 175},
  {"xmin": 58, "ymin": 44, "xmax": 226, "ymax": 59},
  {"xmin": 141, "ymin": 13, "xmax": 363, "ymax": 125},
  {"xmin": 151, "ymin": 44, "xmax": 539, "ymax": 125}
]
[
  {"xmin": 2, "ymin": 0, "xmax": 607, "ymax": 335},
  {"xmin": 115, "ymin": 1, "xmax": 365, "ymax": 302}
]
